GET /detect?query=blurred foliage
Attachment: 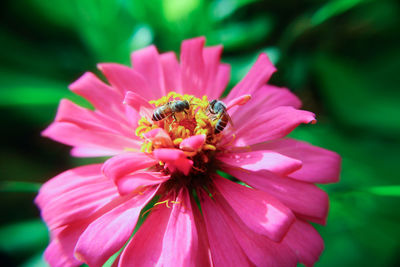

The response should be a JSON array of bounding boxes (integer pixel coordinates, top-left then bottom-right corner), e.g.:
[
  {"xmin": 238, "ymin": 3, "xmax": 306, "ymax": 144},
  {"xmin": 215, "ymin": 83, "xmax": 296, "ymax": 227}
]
[{"xmin": 0, "ymin": 0, "xmax": 399, "ymax": 266}]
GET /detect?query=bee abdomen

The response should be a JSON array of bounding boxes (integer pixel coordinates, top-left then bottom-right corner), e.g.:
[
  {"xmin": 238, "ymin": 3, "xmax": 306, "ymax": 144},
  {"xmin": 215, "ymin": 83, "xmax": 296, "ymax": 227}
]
[
  {"xmin": 152, "ymin": 108, "xmax": 165, "ymax": 121},
  {"xmin": 215, "ymin": 117, "xmax": 228, "ymax": 134}
]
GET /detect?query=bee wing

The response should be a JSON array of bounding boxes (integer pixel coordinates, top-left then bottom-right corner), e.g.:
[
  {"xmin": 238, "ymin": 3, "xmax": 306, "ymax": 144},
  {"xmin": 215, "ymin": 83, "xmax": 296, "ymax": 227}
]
[{"xmin": 226, "ymin": 112, "xmax": 234, "ymax": 127}]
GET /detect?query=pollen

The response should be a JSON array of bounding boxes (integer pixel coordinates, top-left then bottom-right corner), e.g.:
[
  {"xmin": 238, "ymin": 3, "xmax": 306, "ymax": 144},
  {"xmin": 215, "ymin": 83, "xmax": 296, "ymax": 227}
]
[{"xmin": 135, "ymin": 92, "xmax": 222, "ymax": 154}]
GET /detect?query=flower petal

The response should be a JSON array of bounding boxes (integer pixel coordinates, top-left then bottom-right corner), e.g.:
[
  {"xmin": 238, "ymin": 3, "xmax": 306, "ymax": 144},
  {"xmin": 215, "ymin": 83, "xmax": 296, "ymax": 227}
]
[
  {"xmin": 203, "ymin": 45, "xmax": 225, "ymax": 99},
  {"xmin": 284, "ymin": 219, "xmax": 324, "ymax": 267},
  {"xmin": 179, "ymin": 134, "xmax": 206, "ymax": 152},
  {"xmin": 226, "ymin": 53, "xmax": 276, "ymax": 102},
  {"xmin": 131, "ymin": 45, "xmax": 166, "ymax": 98},
  {"xmin": 199, "ymin": 189, "xmax": 252, "ymax": 266},
  {"xmin": 213, "ymin": 175, "xmax": 295, "ymax": 242},
  {"xmin": 68, "ymin": 72, "xmax": 125, "ymax": 120},
  {"xmin": 233, "ymin": 106, "xmax": 316, "ymax": 146},
  {"xmin": 229, "ymin": 85, "xmax": 302, "ymax": 125},
  {"xmin": 251, "ymin": 138, "xmax": 341, "ymax": 183},
  {"xmin": 44, "ymin": 239, "xmax": 81, "ymax": 267},
  {"xmin": 217, "ymin": 150, "xmax": 302, "ymax": 176},
  {"xmin": 212, "ymin": 191, "xmax": 297, "ymax": 267},
  {"xmin": 158, "ymin": 188, "xmax": 211, "ymax": 266},
  {"xmin": 116, "ymin": 171, "xmax": 168, "ymax": 195},
  {"xmin": 153, "ymin": 148, "xmax": 193, "ymax": 175},
  {"xmin": 74, "ymin": 186, "xmax": 158, "ymax": 267},
  {"xmin": 214, "ymin": 63, "xmax": 231, "ymax": 97},
  {"xmin": 180, "ymin": 37, "xmax": 206, "ymax": 97},
  {"xmin": 54, "ymin": 99, "xmax": 133, "ymax": 139},
  {"xmin": 119, "ymin": 189, "xmax": 209, "ymax": 267},
  {"xmin": 223, "ymin": 167, "xmax": 329, "ymax": 224},
  {"xmin": 42, "ymin": 121, "xmax": 140, "ymax": 156},
  {"xmin": 97, "ymin": 63, "xmax": 154, "ymax": 100},
  {"xmin": 102, "ymin": 152, "xmax": 157, "ymax": 183},
  {"xmin": 142, "ymin": 128, "xmax": 173, "ymax": 148},
  {"xmin": 35, "ymin": 164, "xmax": 119, "ymax": 229},
  {"xmin": 160, "ymin": 51, "xmax": 181, "ymax": 94}
]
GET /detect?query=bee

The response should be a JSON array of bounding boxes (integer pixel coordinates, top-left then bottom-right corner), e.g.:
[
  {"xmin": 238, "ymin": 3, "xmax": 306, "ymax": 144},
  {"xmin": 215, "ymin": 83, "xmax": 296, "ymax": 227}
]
[
  {"xmin": 206, "ymin": 100, "xmax": 233, "ymax": 134},
  {"xmin": 152, "ymin": 100, "xmax": 190, "ymax": 121}
]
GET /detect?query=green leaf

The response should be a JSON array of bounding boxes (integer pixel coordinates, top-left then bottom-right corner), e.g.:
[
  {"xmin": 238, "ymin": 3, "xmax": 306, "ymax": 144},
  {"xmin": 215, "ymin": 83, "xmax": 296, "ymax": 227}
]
[
  {"xmin": 364, "ymin": 185, "xmax": 400, "ymax": 196},
  {"xmin": 0, "ymin": 181, "xmax": 41, "ymax": 193},
  {"xmin": 311, "ymin": 0, "xmax": 366, "ymax": 26},
  {"xmin": 208, "ymin": 16, "xmax": 273, "ymax": 51},
  {"xmin": 21, "ymin": 252, "xmax": 47, "ymax": 267},
  {"xmin": 313, "ymin": 53, "xmax": 400, "ymax": 136},
  {"xmin": 0, "ymin": 220, "xmax": 48, "ymax": 253}
]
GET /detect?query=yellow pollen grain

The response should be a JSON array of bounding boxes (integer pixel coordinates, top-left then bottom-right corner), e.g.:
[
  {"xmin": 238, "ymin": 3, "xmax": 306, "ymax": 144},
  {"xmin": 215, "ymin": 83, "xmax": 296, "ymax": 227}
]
[
  {"xmin": 203, "ymin": 144, "xmax": 216, "ymax": 151},
  {"xmin": 173, "ymin": 138, "xmax": 183, "ymax": 145}
]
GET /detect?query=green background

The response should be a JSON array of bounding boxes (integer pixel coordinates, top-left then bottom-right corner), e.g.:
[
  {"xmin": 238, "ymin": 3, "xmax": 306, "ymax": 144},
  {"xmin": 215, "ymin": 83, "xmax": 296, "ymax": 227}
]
[{"xmin": 1, "ymin": 0, "xmax": 399, "ymax": 266}]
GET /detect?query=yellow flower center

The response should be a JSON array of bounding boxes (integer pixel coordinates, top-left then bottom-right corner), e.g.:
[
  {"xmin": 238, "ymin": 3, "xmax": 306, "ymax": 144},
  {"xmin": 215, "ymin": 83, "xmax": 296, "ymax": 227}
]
[{"xmin": 135, "ymin": 92, "xmax": 223, "ymax": 154}]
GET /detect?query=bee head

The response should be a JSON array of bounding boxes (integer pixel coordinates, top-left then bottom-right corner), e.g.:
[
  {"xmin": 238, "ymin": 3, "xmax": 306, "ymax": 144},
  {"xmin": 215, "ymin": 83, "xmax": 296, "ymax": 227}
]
[{"xmin": 210, "ymin": 100, "xmax": 226, "ymax": 113}]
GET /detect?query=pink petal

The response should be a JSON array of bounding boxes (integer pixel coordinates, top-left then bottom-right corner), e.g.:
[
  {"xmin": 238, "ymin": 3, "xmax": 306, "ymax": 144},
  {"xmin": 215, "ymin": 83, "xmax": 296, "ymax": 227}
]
[
  {"xmin": 233, "ymin": 106, "xmax": 316, "ymax": 146},
  {"xmin": 102, "ymin": 152, "xmax": 157, "ymax": 183},
  {"xmin": 223, "ymin": 167, "xmax": 329, "ymax": 224},
  {"xmin": 116, "ymin": 171, "xmax": 168, "ymax": 195},
  {"xmin": 215, "ymin": 63, "xmax": 231, "ymax": 97},
  {"xmin": 203, "ymin": 45, "xmax": 225, "ymax": 99},
  {"xmin": 68, "ymin": 72, "xmax": 126, "ymax": 120},
  {"xmin": 97, "ymin": 63, "xmax": 154, "ymax": 100},
  {"xmin": 158, "ymin": 188, "xmax": 211, "ymax": 266},
  {"xmin": 179, "ymin": 134, "xmax": 206, "ymax": 152},
  {"xmin": 35, "ymin": 164, "xmax": 119, "ymax": 229},
  {"xmin": 251, "ymin": 138, "xmax": 341, "ymax": 183},
  {"xmin": 44, "ymin": 239, "xmax": 81, "ymax": 267},
  {"xmin": 284, "ymin": 219, "xmax": 324, "ymax": 267},
  {"xmin": 226, "ymin": 53, "xmax": 276, "ymax": 102},
  {"xmin": 123, "ymin": 91, "xmax": 153, "ymax": 110},
  {"xmin": 213, "ymin": 175, "xmax": 295, "ymax": 242},
  {"xmin": 45, "ymin": 220, "xmax": 91, "ymax": 267},
  {"xmin": 180, "ymin": 37, "xmax": 206, "ymax": 97},
  {"xmin": 199, "ymin": 189, "xmax": 252, "ymax": 266},
  {"xmin": 74, "ymin": 186, "xmax": 158, "ymax": 267},
  {"xmin": 153, "ymin": 148, "xmax": 193, "ymax": 175},
  {"xmin": 212, "ymin": 191, "xmax": 297, "ymax": 267},
  {"xmin": 54, "ymin": 99, "xmax": 133, "ymax": 139},
  {"xmin": 217, "ymin": 150, "xmax": 302, "ymax": 176},
  {"xmin": 142, "ymin": 128, "xmax": 173, "ymax": 148},
  {"xmin": 160, "ymin": 51, "xmax": 181, "ymax": 94},
  {"xmin": 118, "ymin": 199, "xmax": 171, "ymax": 266},
  {"xmin": 119, "ymin": 189, "xmax": 209, "ymax": 267},
  {"xmin": 42, "ymin": 121, "xmax": 140, "ymax": 156},
  {"xmin": 131, "ymin": 45, "xmax": 166, "ymax": 98},
  {"xmin": 70, "ymin": 147, "xmax": 120, "ymax": 157},
  {"xmin": 229, "ymin": 85, "xmax": 302, "ymax": 126}
]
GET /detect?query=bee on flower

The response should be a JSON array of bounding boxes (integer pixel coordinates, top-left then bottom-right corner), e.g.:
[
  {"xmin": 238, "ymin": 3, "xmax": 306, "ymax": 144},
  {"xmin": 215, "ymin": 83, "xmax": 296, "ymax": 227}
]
[{"xmin": 36, "ymin": 37, "xmax": 341, "ymax": 267}]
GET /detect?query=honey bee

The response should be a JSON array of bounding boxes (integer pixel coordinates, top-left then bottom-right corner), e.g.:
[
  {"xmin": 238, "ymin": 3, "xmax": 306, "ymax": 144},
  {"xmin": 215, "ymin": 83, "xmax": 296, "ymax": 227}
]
[
  {"xmin": 152, "ymin": 100, "xmax": 190, "ymax": 121},
  {"xmin": 206, "ymin": 100, "xmax": 233, "ymax": 134}
]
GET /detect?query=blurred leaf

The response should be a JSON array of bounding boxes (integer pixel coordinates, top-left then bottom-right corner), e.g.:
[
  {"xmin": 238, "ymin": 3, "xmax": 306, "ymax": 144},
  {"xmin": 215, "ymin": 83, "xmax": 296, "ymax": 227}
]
[
  {"xmin": 129, "ymin": 24, "xmax": 154, "ymax": 51},
  {"xmin": 208, "ymin": 16, "xmax": 273, "ymax": 51},
  {"xmin": 311, "ymin": 0, "xmax": 366, "ymax": 26},
  {"xmin": 21, "ymin": 252, "xmax": 47, "ymax": 267},
  {"xmin": 364, "ymin": 185, "xmax": 400, "ymax": 196},
  {"xmin": 313, "ymin": 53, "xmax": 400, "ymax": 136},
  {"xmin": 209, "ymin": 0, "xmax": 258, "ymax": 21},
  {"xmin": 162, "ymin": 0, "xmax": 202, "ymax": 22},
  {"xmin": 0, "ymin": 181, "xmax": 41, "ymax": 193},
  {"xmin": 0, "ymin": 220, "xmax": 48, "ymax": 253}
]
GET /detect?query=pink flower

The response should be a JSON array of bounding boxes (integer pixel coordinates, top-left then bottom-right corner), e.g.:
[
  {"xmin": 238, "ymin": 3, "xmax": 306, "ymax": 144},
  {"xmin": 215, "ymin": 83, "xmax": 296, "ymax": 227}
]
[{"xmin": 36, "ymin": 37, "xmax": 341, "ymax": 267}]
